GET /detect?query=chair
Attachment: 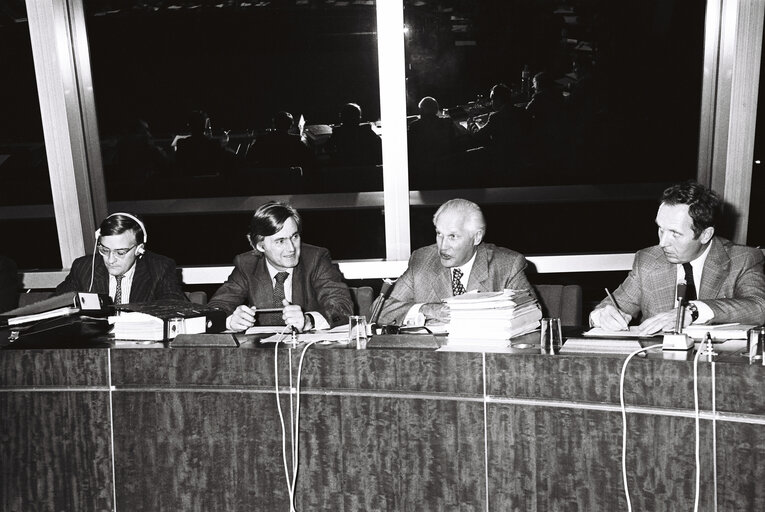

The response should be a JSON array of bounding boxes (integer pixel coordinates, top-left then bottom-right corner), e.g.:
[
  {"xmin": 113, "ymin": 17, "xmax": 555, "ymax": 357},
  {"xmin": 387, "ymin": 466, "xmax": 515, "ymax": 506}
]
[
  {"xmin": 535, "ymin": 284, "xmax": 582, "ymax": 326},
  {"xmin": 348, "ymin": 286, "xmax": 374, "ymax": 318},
  {"xmin": 185, "ymin": 291, "xmax": 208, "ymax": 305}
]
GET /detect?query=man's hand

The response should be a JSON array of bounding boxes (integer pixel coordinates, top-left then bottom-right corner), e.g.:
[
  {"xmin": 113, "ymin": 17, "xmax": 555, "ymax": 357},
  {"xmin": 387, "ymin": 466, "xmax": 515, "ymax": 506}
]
[
  {"xmin": 282, "ymin": 299, "xmax": 307, "ymax": 332},
  {"xmin": 421, "ymin": 302, "xmax": 450, "ymax": 323},
  {"xmin": 228, "ymin": 305, "xmax": 256, "ymax": 332},
  {"xmin": 591, "ymin": 304, "xmax": 632, "ymax": 331},
  {"xmin": 638, "ymin": 308, "xmax": 693, "ymax": 335}
]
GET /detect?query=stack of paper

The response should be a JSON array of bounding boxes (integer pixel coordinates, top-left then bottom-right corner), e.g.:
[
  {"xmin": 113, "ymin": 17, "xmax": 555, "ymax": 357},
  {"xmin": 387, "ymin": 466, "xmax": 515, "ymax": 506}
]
[
  {"xmin": 444, "ymin": 290, "xmax": 542, "ymax": 347},
  {"xmin": 109, "ymin": 312, "xmax": 166, "ymax": 341}
]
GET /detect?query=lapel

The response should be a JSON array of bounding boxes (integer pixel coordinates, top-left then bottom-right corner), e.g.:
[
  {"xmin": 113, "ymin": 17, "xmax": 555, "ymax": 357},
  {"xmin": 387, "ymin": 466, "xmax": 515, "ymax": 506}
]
[
  {"xmin": 130, "ymin": 257, "xmax": 148, "ymax": 303},
  {"xmin": 92, "ymin": 257, "xmax": 110, "ymax": 295},
  {"xmin": 426, "ymin": 249, "xmax": 453, "ymax": 301},
  {"xmin": 466, "ymin": 245, "xmax": 489, "ymax": 291},
  {"xmin": 699, "ymin": 237, "xmax": 729, "ymax": 299},
  {"xmin": 252, "ymin": 253, "xmax": 276, "ymax": 307},
  {"xmin": 291, "ymin": 259, "xmax": 306, "ymax": 307},
  {"xmin": 643, "ymin": 250, "xmax": 677, "ymax": 311}
]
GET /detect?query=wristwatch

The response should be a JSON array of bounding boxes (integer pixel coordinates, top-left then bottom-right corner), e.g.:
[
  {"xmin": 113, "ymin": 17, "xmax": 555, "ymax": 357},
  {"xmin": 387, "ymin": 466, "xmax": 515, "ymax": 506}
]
[{"xmin": 687, "ymin": 302, "xmax": 699, "ymax": 323}]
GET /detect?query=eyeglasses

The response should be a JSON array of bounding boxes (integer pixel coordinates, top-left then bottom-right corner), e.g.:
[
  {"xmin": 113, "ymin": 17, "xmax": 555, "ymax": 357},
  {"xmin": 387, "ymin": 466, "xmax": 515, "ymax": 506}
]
[{"xmin": 97, "ymin": 243, "xmax": 137, "ymax": 258}]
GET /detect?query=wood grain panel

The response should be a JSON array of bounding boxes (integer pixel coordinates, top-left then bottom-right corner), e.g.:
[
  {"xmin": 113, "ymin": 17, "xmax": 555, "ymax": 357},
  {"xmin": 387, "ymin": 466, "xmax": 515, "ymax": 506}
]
[
  {"xmin": 112, "ymin": 390, "xmax": 290, "ymax": 511},
  {"xmin": 487, "ymin": 404, "xmax": 717, "ymax": 511},
  {"xmin": 486, "ymin": 354, "xmax": 719, "ymax": 410},
  {"xmin": 0, "ymin": 348, "xmax": 108, "ymax": 387},
  {"xmin": 715, "ymin": 421, "xmax": 765, "ymax": 510},
  {"xmin": 0, "ymin": 391, "xmax": 112, "ymax": 511}
]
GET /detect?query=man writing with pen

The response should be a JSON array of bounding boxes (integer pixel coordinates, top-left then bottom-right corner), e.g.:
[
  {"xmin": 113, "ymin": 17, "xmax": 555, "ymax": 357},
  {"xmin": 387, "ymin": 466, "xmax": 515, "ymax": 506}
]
[
  {"xmin": 208, "ymin": 201, "xmax": 353, "ymax": 332},
  {"xmin": 590, "ymin": 182, "xmax": 765, "ymax": 335}
]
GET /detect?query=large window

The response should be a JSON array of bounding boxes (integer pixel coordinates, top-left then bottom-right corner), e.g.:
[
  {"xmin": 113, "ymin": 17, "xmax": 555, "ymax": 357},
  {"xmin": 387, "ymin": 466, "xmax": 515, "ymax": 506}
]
[
  {"xmin": 405, "ymin": 0, "xmax": 705, "ymax": 256},
  {"xmin": 84, "ymin": 1, "xmax": 384, "ymax": 263},
  {"xmin": 0, "ymin": 3, "xmax": 59, "ymax": 270}
]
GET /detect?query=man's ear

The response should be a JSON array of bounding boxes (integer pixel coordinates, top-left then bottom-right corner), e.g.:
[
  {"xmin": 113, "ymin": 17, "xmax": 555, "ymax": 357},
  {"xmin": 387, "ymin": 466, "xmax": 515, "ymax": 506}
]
[
  {"xmin": 699, "ymin": 226, "xmax": 714, "ymax": 245},
  {"xmin": 473, "ymin": 229, "xmax": 485, "ymax": 246},
  {"xmin": 246, "ymin": 234, "xmax": 263, "ymax": 252}
]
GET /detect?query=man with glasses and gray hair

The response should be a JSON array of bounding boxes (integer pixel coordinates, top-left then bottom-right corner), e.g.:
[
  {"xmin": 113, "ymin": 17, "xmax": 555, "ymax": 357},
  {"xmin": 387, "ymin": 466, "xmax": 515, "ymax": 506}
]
[{"xmin": 55, "ymin": 213, "xmax": 186, "ymax": 304}]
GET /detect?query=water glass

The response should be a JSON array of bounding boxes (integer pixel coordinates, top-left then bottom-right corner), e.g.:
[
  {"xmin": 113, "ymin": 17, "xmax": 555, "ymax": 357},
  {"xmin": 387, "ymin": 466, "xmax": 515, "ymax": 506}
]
[
  {"xmin": 349, "ymin": 315, "xmax": 369, "ymax": 349},
  {"xmin": 540, "ymin": 317, "xmax": 562, "ymax": 355}
]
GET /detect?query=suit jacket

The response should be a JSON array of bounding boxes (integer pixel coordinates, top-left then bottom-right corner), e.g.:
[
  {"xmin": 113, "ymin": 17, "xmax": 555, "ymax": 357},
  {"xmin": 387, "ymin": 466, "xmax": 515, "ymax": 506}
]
[
  {"xmin": 207, "ymin": 244, "xmax": 353, "ymax": 328},
  {"xmin": 595, "ymin": 237, "xmax": 765, "ymax": 324},
  {"xmin": 55, "ymin": 251, "xmax": 187, "ymax": 303},
  {"xmin": 378, "ymin": 243, "xmax": 535, "ymax": 325}
]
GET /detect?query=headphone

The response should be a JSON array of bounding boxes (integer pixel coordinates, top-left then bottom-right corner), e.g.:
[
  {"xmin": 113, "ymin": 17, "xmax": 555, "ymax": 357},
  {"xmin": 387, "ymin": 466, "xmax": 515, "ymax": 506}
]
[{"xmin": 89, "ymin": 212, "xmax": 148, "ymax": 292}]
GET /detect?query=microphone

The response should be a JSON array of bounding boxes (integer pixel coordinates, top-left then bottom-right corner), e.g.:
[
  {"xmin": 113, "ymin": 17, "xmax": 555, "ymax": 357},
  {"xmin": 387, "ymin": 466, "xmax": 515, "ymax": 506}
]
[
  {"xmin": 674, "ymin": 281, "xmax": 687, "ymax": 334},
  {"xmin": 368, "ymin": 278, "xmax": 395, "ymax": 326}
]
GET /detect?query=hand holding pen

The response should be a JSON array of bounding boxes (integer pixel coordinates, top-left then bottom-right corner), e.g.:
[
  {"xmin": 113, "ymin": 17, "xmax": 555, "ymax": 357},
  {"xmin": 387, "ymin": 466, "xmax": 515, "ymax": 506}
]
[{"xmin": 595, "ymin": 288, "xmax": 632, "ymax": 331}]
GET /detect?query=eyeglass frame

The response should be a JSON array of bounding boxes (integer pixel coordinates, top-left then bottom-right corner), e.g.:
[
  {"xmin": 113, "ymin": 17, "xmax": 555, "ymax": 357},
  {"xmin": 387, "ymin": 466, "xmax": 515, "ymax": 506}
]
[{"xmin": 96, "ymin": 243, "xmax": 138, "ymax": 258}]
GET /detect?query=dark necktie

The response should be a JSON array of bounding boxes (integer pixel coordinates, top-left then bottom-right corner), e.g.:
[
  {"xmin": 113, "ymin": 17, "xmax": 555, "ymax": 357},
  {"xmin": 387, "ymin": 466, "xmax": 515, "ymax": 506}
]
[
  {"xmin": 273, "ymin": 271, "xmax": 289, "ymax": 307},
  {"xmin": 115, "ymin": 274, "xmax": 124, "ymax": 305},
  {"xmin": 452, "ymin": 268, "xmax": 466, "ymax": 296},
  {"xmin": 682, "ymin": 263, "xmax": 697, "ymax": 301}
]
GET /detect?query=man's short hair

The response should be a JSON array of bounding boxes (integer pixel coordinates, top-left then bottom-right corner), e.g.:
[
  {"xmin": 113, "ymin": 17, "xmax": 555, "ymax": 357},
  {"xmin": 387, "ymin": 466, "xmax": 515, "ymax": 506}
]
[
  {"xmin": 99, "ymin": 213, "xmax": 145, "ymax": 244},
  {"xmin": 490, "ymin": 84, "xmax": 512, "ymax": 106},
  {"xmin": 433, "ymin": 198, "xmax": 486, "ymax": 236},
  {"xmin": 248, "ymin": 201, "xmax": 302, "ymax": 246},
  {"xmin": 340, "ymin": 103, "xmax": 362, "ymax": 125},
  {"xmin": 661, "ymin": 181, "xmax": 721, "ymax": 238},
  {"xmin": 418, "ymin": 96, "xmax": 440, "ymax": 117}
]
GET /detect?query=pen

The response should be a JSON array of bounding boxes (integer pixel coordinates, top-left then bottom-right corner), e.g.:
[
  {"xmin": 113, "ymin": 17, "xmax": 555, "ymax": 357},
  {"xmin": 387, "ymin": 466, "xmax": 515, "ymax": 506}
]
[
  {"xmin": 604, "ymin": 288, "xmax": 620, "ymax": 310},
  {"xmin": 254, "ymin": 308, "xmax": 284, "ymax": 314}
]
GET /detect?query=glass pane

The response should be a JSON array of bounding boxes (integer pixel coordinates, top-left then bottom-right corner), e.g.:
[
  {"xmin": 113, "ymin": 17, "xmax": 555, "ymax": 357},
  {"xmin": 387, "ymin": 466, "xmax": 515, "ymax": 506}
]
[
  {"xmin": 0, "ymin": 6, "xmax": 60, "ymax": 270},
  {"xmin": 84, "ymin": 1, "xmax": 383, "ymax": 263},
  {"xmin": 405, "ymin": 0, "xmax": 704, "ymax": 254},
  {"xmin": 748, "ymin": 28, "xmax": 765, "ymax": 248}
]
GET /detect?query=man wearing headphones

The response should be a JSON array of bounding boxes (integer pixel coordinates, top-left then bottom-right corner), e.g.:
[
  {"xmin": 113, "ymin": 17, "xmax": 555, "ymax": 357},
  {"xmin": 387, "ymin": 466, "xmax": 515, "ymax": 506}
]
[{"xmin": 55, "ymin": 213, "xmax": 186, "ymax": 304}]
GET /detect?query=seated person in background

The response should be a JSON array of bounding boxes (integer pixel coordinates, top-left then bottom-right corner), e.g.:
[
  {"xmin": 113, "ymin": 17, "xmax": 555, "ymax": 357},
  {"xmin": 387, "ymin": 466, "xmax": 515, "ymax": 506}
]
[
  {"xmin": 55, "ymin": 213, "xmax": 187, "ymax": 304},
  {"xmin": 590, "ymin": 181, "xmax": 765, "ymax": 334},
  {"xmin": 327, "ymin": 102, "xmax": 382, "ymax": 166},
  {"xmin": 174, "ymin": 110, "xmax": 235, "ymax": 177},
  {"xmin": 208, "ymin": 201, "xmax": 353, "ymax": 332},
  {"xmin": 407, "ymin": 96, "xmax": 456, "ymax": 186},
  {"xmin": 468, "ymin": 83, "xmax": 530, "ymax": 171},
  {"xmin": 378, "ymin": 198, "xmax": 537, "ymax": 326},
  {"xmin": 0, "ymin": 255, "xmax": 18, "ymax": 313},
  {"xmin": 244, "ymin": 111, "xmax": 314, "ymax": 169}
]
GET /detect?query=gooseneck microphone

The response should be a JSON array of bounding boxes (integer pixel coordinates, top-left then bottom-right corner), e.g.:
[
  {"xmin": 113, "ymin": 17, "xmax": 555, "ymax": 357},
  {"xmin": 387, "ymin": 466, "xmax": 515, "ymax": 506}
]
[
  {"xmin": 674, "ymin": 281, "xmax": 687, "ymax": 333},
  {"xmin": 369, "ymin": 279, "xmax": 395, "ymax": 327}
]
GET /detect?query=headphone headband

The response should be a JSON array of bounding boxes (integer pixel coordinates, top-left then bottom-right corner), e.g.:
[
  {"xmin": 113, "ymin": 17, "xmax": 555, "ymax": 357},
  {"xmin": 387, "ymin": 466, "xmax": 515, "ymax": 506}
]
[{"xmin": 96, "ymin": 212, "xmax": 148, "ymax": 244}]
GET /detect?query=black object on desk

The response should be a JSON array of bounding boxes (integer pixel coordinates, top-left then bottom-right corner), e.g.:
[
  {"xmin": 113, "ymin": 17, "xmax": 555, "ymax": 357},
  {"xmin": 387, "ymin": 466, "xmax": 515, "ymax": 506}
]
[{"xmin": 366, "ymin": 334, "xmax": 440, "ymax": 350}]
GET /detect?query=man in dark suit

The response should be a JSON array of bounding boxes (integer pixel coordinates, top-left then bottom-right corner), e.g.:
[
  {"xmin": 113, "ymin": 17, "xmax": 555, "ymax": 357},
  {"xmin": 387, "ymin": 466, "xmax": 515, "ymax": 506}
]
[
  {"xmin": 55, "ymin": 213, "xmax": 186, "ymax": 304},
  {"xmin": 590, "ymin": 181, "xmax": 765, "ymax": 334},
  {"xmin": 378, "ymin": 199, "xmax": 536, "ymax": 326},
  {"xmin": 208, "ymin": 201, "xmax": 353, "ymax": 332}
]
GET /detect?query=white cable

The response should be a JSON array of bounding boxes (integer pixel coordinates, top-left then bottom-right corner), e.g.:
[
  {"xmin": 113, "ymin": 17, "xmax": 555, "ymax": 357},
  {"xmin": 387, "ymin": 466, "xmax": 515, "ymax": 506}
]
[
  {"xmin": 273, "ymin": 326, "xmax": 296, "ymax": 512},
  {"xmin": 291, "ymin": 340, "xmax": 320, "ymax": 494},
  {"xmin": 620, "ymin": 343, "xmax": 662, "ymax": 512},
  {"xmin": 711, "ymin": 357, "xmax": 718, "ymax": 512},
  {"xmin": 693, "ymin": 341, "xmax": 704, "ymax": 512}
]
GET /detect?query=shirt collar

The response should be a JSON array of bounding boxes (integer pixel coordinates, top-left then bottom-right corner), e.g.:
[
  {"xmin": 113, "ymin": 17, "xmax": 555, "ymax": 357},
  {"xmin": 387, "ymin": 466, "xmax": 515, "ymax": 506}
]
[
  {"xmin": 453, "ymin": 250, "xmax": 477, "ymax": 278},
  {"xmin": 265, "ymin": 259, "xmax": 293, "ymax": 281}
]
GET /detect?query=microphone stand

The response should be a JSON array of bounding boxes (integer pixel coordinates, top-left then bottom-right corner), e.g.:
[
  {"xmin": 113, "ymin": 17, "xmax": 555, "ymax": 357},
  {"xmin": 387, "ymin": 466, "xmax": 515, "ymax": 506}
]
[{"xmin": 663, "ymin": 282, "xmax": 693, "ymax": 350}]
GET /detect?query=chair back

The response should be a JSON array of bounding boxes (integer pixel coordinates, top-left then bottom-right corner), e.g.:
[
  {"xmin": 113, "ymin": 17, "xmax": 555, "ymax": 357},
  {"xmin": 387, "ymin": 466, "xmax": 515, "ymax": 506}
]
[
  {"xmin": 348, "ymin": 286, "xmax": 374, "ymax": 318},
  {"xmin": 535, "ymin": 284, "xmax": 582, "ymax": 326},
  {"xmin": 185, "ymin": 291, "xmax": 208, "ymax": 305}
]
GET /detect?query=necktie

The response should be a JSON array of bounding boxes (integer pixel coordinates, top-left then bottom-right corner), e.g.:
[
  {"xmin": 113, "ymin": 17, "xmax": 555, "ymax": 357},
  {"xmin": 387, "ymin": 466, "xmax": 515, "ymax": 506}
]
[
  {"xmin": 682, "ymin": 263, "xmax": 697, "ymax": 301},
  {"xmin": 273, "ymin": 272, "xmax": 289, "ymax": 307},
  {"xmin": 452, "ymin": 268, "xmax": 466, "ymax": 296},
  {"xmin": 115, "ymin": 274, "xmax": 124, "ymax": 305}
]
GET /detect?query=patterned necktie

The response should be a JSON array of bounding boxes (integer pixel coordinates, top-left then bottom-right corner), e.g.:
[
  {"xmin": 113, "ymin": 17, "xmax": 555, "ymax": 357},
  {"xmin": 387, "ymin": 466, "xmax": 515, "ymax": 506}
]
[
  {"xmin": 452, "ymin": 268, "xmax": 466, "ymax": 296},
  {"xmin": 114, "ymin": 274, "xmax": 124, "ymax": 305},
  {"xmin": 273, "ymin": 271, "xmax": 289, "ymax": 307},
  {"xmin": 682, "ymin": 262, "xmax": 697, "ymax": 301}
]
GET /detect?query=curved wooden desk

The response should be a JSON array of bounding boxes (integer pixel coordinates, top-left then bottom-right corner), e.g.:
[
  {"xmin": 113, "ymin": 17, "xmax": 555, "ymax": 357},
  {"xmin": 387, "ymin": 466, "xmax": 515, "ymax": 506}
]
[{"xmin": 1, "ymin": 333, "xmax": 763, "ymax": 511}]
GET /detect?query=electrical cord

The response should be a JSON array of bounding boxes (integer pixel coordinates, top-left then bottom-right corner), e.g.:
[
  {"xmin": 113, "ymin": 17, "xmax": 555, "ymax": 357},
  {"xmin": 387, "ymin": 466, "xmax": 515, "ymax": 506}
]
[
  {"xmin": 620, "ymin": 343, "xmax": 662, "ymax": 512},
  {"xmin": 273, "ymin": 325, "xmax": 320, "ymax": 511}
]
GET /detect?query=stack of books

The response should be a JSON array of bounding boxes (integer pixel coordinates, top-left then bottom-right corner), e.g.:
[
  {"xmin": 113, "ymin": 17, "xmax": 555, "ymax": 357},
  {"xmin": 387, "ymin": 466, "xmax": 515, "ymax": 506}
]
[
  {"xmin": 444, "ymin": 290, "xmax": 542, "ymax": 347},
  {"xmin": 109, "ymin": 301, "xmax": 226, "ymax": 341}
]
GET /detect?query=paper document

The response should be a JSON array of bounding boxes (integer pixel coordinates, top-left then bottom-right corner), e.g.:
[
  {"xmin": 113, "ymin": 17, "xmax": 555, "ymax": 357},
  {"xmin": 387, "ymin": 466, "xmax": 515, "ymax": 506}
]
[{"xmin": 583, "ymin": 326, "xmax": 652, "ymax": 338}]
